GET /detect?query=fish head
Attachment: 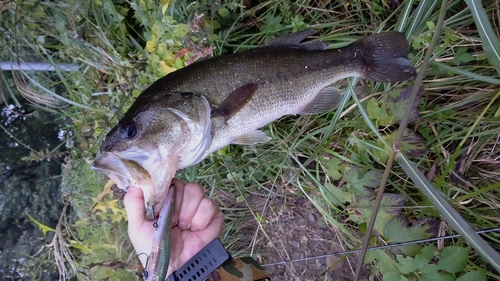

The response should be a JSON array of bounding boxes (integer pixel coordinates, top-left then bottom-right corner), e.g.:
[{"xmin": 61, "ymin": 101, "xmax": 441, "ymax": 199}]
[{"xmin": 93, "ymin": 91, "xmax": 212, "ymax": 220}]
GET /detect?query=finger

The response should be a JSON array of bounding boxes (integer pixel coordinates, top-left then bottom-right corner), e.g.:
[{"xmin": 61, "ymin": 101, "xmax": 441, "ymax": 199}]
[
  {"xmin": 123, "ymin": 186, "xmax": 147, "ymax": 227},
  {"xmin": 177, "ymin": 182, "xmax": 205, "ymax": 230},
  {"xmin": 203, "ymin": 208, "xmax": 224, "ymax": 239},
  {"xmin": 123, "ymin": 186, "xmax": 152, "ymax": 267},
  {"xmin": 190, "ymin": 198, "xmax": 221, "ymax": 232},
  {"xmin": 171, "ymin": 179, "xmax": 184, "ymax": 226}
]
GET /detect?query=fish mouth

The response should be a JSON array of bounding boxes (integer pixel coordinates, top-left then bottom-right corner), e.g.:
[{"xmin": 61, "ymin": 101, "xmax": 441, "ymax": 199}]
[{"xmin": 92, "ymin": 148, "xmax": 178, "ymax": 221}]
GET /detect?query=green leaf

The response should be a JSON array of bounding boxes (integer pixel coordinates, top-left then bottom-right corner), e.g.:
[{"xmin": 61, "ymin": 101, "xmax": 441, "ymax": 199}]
[
  {"xmin": 453, "ymin": 48, "xmax": 475, "ymax": 65},
  {"xmin": 320, "ymin": 156, "xmax": 343, "ymax": 180},
  {"xmin": 396, "ymin": 255, "xmax": 417, "ymax": 274},
  {"xmin": 357, "ymin": 193, "xmax": 406, "ymax": 234},
  {"xmin": 420, "ymin": 264, "xmax": 454, "ymax": 281},
  {"xmin": 69, "ymin": 240, "xmax": 92, "ymax": 254},
  {"xmin": 365, "ymin": 249, "xmax": 398, "ymax": 274},
  {"xmin": 262, "ymin": 13, "xmax": 283, "ymax": 31},
  {"xmin": 323, "ymin": 183, "xmax": 350, "ymax": 206},
  {"xmin": 383, "ymin": 216, "xmax": 432, "ymax": 256},
  {"xmin": 456, "ymin": 269, "xmax": 487, "ymax": 281},
  {"xmin": 384, "ymin": 129, "xmax": 428, "ymax": 158},
  {"xmin": 173, "ymin": 23, "xmax": 190, "ymax": 38},
  {"xmin": 414, "ymin": 245, "xmax": 435, "ymax": 267},
  {"xmin": 367, "ymin": 98, "xmax": 393, "ymax": 126},
  {"xmin": 27, "ymin": 213, "xmax": 55, "ymax": 236},
  {"xmin": 437, "ymin": 246, "xmax": 470, "ymax": 273},
  {"xmin": 217, "ymin": 7, "xmax": 230, "ymax": 17},
  {"xmin": 387, "ymin": 86, "xmax": 424, "ymax": 124},
  {"xmin": 383, "ymin": 271, "xmax": 409, "ymax": 281},
  {"xmin": 345, "ymin": 168, "xmax": 383, "ymax": 196}
]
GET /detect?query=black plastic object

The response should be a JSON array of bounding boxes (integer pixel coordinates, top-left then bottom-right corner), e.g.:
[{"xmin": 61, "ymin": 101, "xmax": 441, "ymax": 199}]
[{"xmin": 165, "ymin": 238, "xmax": 231, "ymax": 281}]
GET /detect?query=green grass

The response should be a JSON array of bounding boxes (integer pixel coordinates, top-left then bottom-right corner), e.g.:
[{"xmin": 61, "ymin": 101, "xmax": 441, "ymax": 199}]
[{"xmin": 1, "ymin": 0, "xmax": 500, "ymax": 280}]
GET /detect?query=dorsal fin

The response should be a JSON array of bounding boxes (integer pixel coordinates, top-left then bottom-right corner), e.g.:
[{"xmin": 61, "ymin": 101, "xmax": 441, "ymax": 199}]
[{"xmin": 262, "ymin": 29, "xmax": 327, "ymax": 51}]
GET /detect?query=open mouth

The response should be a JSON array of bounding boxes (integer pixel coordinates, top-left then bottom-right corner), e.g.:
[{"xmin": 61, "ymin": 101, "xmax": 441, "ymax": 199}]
[
  {"xmin": 92, "ymin": 150, "xmax": 178, "ymax": 221},
  {"xmin": 92, "ymin": 152, "xmax": 151, "ymax": 191}
]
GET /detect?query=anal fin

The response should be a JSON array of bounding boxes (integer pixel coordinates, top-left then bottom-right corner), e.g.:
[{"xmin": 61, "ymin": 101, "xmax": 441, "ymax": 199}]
[
  {"xmin": 232, "ymin": 130, "xmax": 271, "ymax": 145},
  {"xmin": 298, "ymin": 87, "xmax": 342, "ymax": 115}
]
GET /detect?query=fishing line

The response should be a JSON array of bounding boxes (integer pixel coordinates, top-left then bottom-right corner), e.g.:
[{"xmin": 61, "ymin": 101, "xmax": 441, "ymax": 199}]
[{"xmin": 261, "ymin": 227, "xmax": 500, "ymax": 267}]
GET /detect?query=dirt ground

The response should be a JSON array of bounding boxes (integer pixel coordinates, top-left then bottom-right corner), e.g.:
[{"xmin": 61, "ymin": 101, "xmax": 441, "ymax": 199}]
[{"xmin": 219, "ymin": 186, "xmax": 371, "ymax": 281}]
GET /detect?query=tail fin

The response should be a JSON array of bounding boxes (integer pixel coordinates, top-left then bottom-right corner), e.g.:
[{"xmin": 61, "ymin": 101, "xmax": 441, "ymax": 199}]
[{"xmin": 351, "ymin": 32, "xmax": 416, "ymax": 82}]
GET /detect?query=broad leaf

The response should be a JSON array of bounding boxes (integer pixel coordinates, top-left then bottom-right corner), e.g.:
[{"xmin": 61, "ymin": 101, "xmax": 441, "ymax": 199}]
[
  {"xmin": 456, "ymin": 269, "xmax": 487, "ymax": 281},
  {"xmin": 367, "ymin": 97, "xmax": 393, "ymax": 126},
  {"xmin": 345, "ymin": 168, "xmax": 383, "ymax": 196},
  {"xmin": 384, "ymin": 129, "xmax": 428, "ymax": 158},
  {"xmin": 383, "ymin": 271, "xmax": 409, "ymax": 281},
  {"xmin": 384, "ymin": 216, "xmax": 432, "ymax": 256},
  {"xmin": 420, "ymin": 264, "xmax": 454, "ymax": 281},
  {"xmin": 365, "ymin": 249, "xmax": 398, "ymax": 274},
  {"xmin": 387, "ymin": 86, "xmax": 424, "ymax": 124},
  {"xmin": 320, "ymin": 156, "xmax": 343, "ymax": 181},
  {"xmin": 396, "ymin": 255, "xmax": 417, "ymax": 274},
  {"xmin": 356, "ymin": 193, "xmax": 406, "ymax": 234},
  {"xmin": 437, "ymin": 246, "xmax": 470, "ymax": 273},
  {"xmin": 323, "ymin": 183, "xmax": 351, "ymax": 206},
  {"xmin": 414, "ymin": 245, "xmax": 435, "ymax": 267}
]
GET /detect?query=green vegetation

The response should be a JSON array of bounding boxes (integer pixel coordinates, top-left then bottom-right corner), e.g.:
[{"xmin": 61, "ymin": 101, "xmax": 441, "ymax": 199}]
[{"xmin": 1, "ymin": 0, "xmax": 499, "ymax": 280}]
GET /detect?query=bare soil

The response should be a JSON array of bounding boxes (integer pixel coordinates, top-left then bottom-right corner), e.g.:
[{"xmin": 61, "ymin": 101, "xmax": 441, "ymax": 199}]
[{"xmin": 218, "ymin": 186, "xmax": 371, "ymax": 281}]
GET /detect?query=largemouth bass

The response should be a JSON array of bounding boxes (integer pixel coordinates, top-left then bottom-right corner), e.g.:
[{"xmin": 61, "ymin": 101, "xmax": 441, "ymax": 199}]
[{"xmin": 93, "ymin": 29, "xmax": 416, "ymax": 219}]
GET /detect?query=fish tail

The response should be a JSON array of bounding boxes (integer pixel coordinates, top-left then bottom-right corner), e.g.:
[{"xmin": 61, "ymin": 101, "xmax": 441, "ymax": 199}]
[{"xmin": 350, "ymin": 32, "xmax": 416, "ymax": 82}]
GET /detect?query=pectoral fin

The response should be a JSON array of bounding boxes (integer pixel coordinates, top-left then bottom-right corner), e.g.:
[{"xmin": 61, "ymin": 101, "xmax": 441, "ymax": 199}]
[
  {"xmin": 211, "ymin": 83, "xmax": 258, "ymax": 121},
  {"xmin": 232, "ymin": 130, "xmax": 271, "ymax": 145},
  {"xmin": 298, "ymin": 87, "xmax": 343, "ymax": 115}
]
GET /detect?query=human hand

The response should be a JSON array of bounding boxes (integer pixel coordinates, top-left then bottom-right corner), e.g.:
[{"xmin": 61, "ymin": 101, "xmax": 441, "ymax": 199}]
[{"xmin": 124, "ymin": 179, "xmax": 224, "ymax": 276}]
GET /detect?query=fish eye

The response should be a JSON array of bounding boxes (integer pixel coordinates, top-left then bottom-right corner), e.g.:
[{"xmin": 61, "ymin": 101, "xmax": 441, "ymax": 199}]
[{"xmin": 118, "ymin": 124, "xmax": 137, "ymax": 139}]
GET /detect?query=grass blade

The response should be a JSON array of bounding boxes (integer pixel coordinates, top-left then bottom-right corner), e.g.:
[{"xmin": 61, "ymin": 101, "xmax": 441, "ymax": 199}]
[
  {"xmin": 464, "ymin": 0, "xmax": 500, "ymax": 76},
  {"xmin": 396, "ymin": 153, "xmax": 500, "ymax": 272},
  {"xmin": 20, "ymin": 70, "xmax": 107, "ymax": 113},
  {"xmin": 347, "ymin": 78, "xmax": 390, "ymax": 150},
  {"xmin": 394, "ymin": 0, "xmax": 415, "ymax": 33},
  {"xmin": 405, "ymin": 0, "xmax": 439, "ymax": 36},
  {"xmin": 432, "ymin": 61, "xmax": 500, "ymax": 85}
]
